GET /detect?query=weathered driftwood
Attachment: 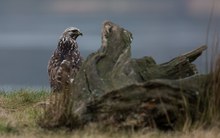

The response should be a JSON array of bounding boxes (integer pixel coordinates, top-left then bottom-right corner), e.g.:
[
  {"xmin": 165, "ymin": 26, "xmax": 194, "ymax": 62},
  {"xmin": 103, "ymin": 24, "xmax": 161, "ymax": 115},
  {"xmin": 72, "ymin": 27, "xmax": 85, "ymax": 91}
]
[{"xmin": 40, "ymin": 21, "xmax": 209, "ymax": 130}]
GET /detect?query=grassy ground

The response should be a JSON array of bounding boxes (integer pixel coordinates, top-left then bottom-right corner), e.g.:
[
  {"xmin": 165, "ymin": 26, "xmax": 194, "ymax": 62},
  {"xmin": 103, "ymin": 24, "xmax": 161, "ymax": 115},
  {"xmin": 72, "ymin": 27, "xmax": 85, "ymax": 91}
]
[{"xmin": 0, "ymin": 89, "xmax": 220, "ymax": 138}]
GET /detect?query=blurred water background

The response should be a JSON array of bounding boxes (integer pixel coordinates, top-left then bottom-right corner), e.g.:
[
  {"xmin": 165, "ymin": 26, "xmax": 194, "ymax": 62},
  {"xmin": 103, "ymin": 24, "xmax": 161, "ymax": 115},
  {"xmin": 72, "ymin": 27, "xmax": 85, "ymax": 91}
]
[{"xmin": 0, "ymin": 0, "xmax": 219, "ymax": 91}]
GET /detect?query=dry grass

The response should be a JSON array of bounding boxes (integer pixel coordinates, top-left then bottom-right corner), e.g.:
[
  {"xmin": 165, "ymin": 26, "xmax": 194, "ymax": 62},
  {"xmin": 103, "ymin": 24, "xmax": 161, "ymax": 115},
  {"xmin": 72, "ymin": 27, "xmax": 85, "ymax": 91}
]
[
  {"xmin": 1, "ymin": 127, "xmax": 220, "ymax": 138},
  {"xmin": 0, "ymin": 77, "xmax": 220, "ymax": 138},
  {"xmin": 1, "ymin": 89, "xmax": 220, "ymax": 138},
  {"xmin": 0, "ymin": 89, "xmax": 49, "ymax": 135}
]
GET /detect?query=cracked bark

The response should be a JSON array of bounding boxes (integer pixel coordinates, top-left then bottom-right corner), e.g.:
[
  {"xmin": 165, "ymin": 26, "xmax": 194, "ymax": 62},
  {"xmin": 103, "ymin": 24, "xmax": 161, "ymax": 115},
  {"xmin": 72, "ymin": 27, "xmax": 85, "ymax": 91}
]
[{"xmin": 84, "ymin": 72, "xmax": 92, "ymax": 94}]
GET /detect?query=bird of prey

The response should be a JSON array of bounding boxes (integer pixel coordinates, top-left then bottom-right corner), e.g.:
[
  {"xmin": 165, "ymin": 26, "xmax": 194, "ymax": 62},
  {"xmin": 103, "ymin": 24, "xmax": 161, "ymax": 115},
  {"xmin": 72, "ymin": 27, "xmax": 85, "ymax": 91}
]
[{"xmin": 48, "ymin": 27, "xmax": 83, "ymax": 93}]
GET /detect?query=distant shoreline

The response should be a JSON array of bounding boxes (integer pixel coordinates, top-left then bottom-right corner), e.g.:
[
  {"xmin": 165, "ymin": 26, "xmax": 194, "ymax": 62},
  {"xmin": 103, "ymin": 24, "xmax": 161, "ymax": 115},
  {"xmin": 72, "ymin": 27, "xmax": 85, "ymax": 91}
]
[{"xmin": 0, "ymin": 85, "xmax": 50, "ymax": 92}]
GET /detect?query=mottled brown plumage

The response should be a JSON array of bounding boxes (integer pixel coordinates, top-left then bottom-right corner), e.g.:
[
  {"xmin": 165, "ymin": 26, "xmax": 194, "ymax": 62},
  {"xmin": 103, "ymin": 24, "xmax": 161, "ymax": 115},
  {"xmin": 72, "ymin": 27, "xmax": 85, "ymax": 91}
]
[{"xmin": 48, "ymin": 27, "xmax": 83, "ymax": 92}]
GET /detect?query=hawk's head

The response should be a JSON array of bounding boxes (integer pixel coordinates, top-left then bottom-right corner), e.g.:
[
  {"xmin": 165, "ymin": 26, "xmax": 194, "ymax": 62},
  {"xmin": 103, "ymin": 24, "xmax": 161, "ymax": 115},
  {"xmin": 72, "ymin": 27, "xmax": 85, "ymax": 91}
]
[{"xmin": 63, "ymin": 27, "xmax": 83, "ymax": 40}]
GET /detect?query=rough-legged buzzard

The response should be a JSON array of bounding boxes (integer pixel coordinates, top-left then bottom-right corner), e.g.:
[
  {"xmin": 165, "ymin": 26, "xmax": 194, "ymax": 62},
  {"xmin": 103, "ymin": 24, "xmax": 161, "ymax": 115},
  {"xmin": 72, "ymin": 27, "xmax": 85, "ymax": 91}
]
[{"xmin": 48, "ymin": 27, "xmax": 83, "ymax": 92}]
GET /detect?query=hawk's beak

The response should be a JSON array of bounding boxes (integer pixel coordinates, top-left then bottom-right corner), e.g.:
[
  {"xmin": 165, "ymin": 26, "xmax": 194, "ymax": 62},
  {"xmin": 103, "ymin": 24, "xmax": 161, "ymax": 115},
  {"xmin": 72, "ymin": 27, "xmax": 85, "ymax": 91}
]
[{"xmin": 78, "ymin": 32, "xmax": 83, "ymax": 36}]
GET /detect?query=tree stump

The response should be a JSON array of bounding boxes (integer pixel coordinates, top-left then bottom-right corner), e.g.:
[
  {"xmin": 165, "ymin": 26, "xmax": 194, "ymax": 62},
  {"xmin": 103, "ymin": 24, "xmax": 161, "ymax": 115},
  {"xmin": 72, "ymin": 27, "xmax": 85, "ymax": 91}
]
[{"xmin": 40, "ymin": 21, "xmax": 211, "ymax": 130}]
